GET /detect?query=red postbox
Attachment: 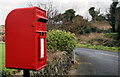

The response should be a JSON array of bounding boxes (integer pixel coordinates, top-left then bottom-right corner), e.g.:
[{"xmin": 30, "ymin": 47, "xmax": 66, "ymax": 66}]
[{"xmin": 5, "ymin": 7, "xmax": 48, "ymax": 70}]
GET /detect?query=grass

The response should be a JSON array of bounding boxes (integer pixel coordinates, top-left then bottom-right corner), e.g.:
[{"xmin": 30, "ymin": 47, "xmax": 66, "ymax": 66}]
[
  {"xmin": 0, "ymin": 43, "xmax": 5, "ymax": 70},
  {"xmin": 0, "ymin": 43, "xmax": 16, "ymax": 70},
  {"xmin": 76, "ymin": 44, "xmax": 119, "ymax": 52},
  {"xmin": 104, "ymin": 33, "xmax": 118, "ymax": 40},
  {"xmin": 0, "ymin": 43, "xmax": 18, "ymax": 76}
]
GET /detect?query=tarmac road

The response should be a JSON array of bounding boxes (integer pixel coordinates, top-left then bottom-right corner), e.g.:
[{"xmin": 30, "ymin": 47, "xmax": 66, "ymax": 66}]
[{"xmin": 75, "ymin": 47, "xmax": 119, "ymax": 75}]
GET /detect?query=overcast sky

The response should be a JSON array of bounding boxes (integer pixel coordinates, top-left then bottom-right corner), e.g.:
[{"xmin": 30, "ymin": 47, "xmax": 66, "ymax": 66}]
[{"xmin": 0, "ymin": 0, "xmax": 119, "ymax": 25}]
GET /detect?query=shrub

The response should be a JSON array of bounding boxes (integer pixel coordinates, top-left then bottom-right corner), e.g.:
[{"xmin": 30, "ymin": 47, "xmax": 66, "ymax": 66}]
[
  {"xmin": 63, "ymin": 15, "xmax": 91, "ymax": 35},
  {"xmin": 91, "ymin": 27, "xmax": 97, "ymax": 32},
  {"xmin": 47, "ymin": 30, "xmax": 77, "ymax": 53},
  {"xmin": 103, "ymin": 40, "xmax": 120, "ymax": 47},
  {"xmin": 88, "ymin": 39, "xmax": 104, "ymax": 44},
  {"xmin": 104, "ymin": 33, "xmax": 118, "ymax": 39},
  {"xmin": 85, "ymin": 27, "xmax": 91, "ymax": 33}
]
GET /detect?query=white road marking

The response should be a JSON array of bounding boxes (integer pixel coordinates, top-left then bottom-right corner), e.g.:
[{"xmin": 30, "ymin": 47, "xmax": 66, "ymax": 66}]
[{"xmin": 95, "ymin": 52, "xmax": 118, "ymax": 58}]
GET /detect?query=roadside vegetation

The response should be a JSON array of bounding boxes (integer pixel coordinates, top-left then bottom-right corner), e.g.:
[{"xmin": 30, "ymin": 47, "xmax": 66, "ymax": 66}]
[
  {"xmin": 47, "ymin": 30, "xmax": 77, "ymax": 52},
  {"xmin": 48, "ymin": 0, "xmax": 120, "ymax": 52},
  {"xmin": 77, "ymin": 44, "xmax": 118, "ymax": 52},
  {"xmin": 76, "ymin": 32, "xmax": 119, "ymax": 52},
  {"xmin": 0, "ymin": 43, "xmax": 5, "ymax": 70}
]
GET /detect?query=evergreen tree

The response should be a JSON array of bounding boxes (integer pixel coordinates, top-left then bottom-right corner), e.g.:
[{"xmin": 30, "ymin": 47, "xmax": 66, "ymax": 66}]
[{"xmin": 106, "ymin": 1, "xmax": 118, "ymax": 32}]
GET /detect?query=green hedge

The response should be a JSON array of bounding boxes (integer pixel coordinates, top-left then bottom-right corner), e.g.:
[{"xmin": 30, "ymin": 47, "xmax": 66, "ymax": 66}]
[{"xmin": 47, "ymin": 30, "xmax": 77, "ymax": 53}]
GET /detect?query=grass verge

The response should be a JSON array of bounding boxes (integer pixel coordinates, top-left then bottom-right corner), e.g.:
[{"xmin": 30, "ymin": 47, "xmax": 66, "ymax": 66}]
[
  {"xmin": 76, "ymin": 44, "xmax": 119, "ymax": 52},
  {"xmin": 104, "ymin": 33, "xmax": 118, "ymax": 40},
  {"xmin": 0, "ymin": 43, "xmax": 5, "ymax": 70},
  {"xmin": 0, "ymin": 43, "xmax": 18, "ymax": 76}
]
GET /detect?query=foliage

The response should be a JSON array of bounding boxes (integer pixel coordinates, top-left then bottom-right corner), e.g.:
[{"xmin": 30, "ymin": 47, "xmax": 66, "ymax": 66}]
[
  {"xmin": 116, "ymin": 7, "xmax": 120, "ymax": 39},
  {"xmin": 103, "ymin": 33, "xmax": 120, "ymax": 47},
  {"xmin": 48, "ymin": 9, "xmax": 76, "ymax": 30},
  {"xmin": 77, "ymin": 44, "xmax": 119, "ymax": 52},
  {"xmin": 89, "ymin": 7, "xmax": 106, "ymax": 21},
  {"xmin": 0, "ymin": 43, "xmax": 5, "ymax": 70},
  {"xmin": 52, "ymin": 9, "xmax": 108, "ymax": 35},
  {"xmin": 47, "ymin": 30, "xmax": 77, "ymax": 53},
  {"xmin": 53, "ymin": 9, "xmax": 75, "ymax": 24},
  {"xmin": 104, "ymin": 33, "xmax": 118, "ymax": 40},
  {"xmin": 88, "ymin": 39, "xmax": 104, "ymax": 44},
  {"xmin": 1, "ymin": 70, "xmax": 18, "ymax": 77},
  {"xmin": 66, "ymin": 22, "xmax": 112, "ymax": 35},
  {"xmin": 64, "ymin": 15, "xmax": 91, "ymax": 35},
  {"xmin": 106, "ymin": 1, "xmax": 118, "ymax": 32},
  {"xmin": 52, "ymin": 10, "xmax": 92, "ymax": 35},
  {"xmin": 3, "ymin": 35, "xmax": 5, "ymax": 42},
  {"xmin": 96, "ymin": 14, "xmax": 106, "ymax": 21},
  {"xmin": 1, "ymin": 70, "xmax": 12, "ymax": 76},
  {"xmin": 103, "ymin": 40, "xmax": 120, "ymax": 47},
  {"xmin": 77, "ymin": 26, "xmax": 112, "ymax": 34},
  {"xmin": 87, "ymin": 37, "xmax": 120, "ymax": 47},
  {"xmin": 64, "ymin": 9, "xmax": 75, "ymax": 21},
  {"xmin": 89, "ymin": 7, "xmax": 99, "ymax": 21}
]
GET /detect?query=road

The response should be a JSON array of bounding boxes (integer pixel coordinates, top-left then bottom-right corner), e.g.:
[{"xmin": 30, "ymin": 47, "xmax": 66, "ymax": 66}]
[{"xmin": 75, "ymin": 47, "xmax": 119, "ymax": 75}]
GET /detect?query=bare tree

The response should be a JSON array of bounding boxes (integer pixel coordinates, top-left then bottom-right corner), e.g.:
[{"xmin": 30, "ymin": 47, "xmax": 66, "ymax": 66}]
[{"xmin": 28, "ymin": 1, "xmax": 59, "ymax": 30}]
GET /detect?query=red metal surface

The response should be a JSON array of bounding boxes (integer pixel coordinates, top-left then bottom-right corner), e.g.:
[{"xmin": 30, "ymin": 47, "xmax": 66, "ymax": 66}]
[{"xmin": 5, "ymin": 6, "xmax": 48, "ymax": 70}]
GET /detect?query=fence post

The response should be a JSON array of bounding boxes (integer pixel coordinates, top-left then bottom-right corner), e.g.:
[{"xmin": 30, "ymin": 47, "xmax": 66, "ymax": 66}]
[{"xmin": 74, "ymin": 50, "xmax": 75, "ymax": 64}]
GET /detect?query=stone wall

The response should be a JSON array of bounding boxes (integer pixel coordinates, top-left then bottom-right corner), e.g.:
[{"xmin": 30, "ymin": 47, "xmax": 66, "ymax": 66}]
[{"xmin": 31, "ymin": 50, "xmax": 72, "ymax": 75}]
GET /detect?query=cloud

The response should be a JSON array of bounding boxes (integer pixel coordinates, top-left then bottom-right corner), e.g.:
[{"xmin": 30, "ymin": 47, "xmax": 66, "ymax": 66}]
[
  {"xmin": 0, "ymin": 0, "xmax": 29, "ymax": 25},
  {"xmin": 51, "ymin": 0, "xmax": 112, "ymax": 20},
  {"xmin": 0, "ymin": 0, "xmax": 119, "ymax": 25}
]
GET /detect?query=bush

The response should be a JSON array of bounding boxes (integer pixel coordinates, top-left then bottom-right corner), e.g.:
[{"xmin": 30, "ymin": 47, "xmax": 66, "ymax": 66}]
[
  {"xmin": 103, "ymin": 40, "xmax": 120, "ymax": 47},
  {"xmin": 104, "ymin": 33, "xmax": 118, "ymax": 39},
  {"xmin": 85, "ymin": 27, "xmax": 91, "ymax": 33},
  {"xmin": 47, "ymin": 30, "xmax": 77, "ymax": 53},
  {"xmin": 88, "ymin": 39, "xmax": 104, "ymax": 44},
  {"xmin": 3, "ymin": 34, "xmax": 5, "ymax": 42},
  {"xmin": 63, "ymin": 15, "xmax": 91, "ymax": 35},
  {"xmin": 91, "ymin": 27, "xmax": 98, "ymax": 32}
]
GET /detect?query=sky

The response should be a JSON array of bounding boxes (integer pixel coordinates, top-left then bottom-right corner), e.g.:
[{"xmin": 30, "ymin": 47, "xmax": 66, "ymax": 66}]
[{"xmin": 0, "ymin": 0, "xmax": 119, "ymax": 25}]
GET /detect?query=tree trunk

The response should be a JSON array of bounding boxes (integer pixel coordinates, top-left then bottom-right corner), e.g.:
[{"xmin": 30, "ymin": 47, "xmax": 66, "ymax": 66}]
[
  {"xmin": 112, "ymin": 25, "xmax": 116, "ymax": 33},
  {"xmin": 118, "ymin": 31, "xmax": 120, "ymax": 39},
  {"xmin": 118, "ymin": 20, "xmax": 120, "ymax": 39}
]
